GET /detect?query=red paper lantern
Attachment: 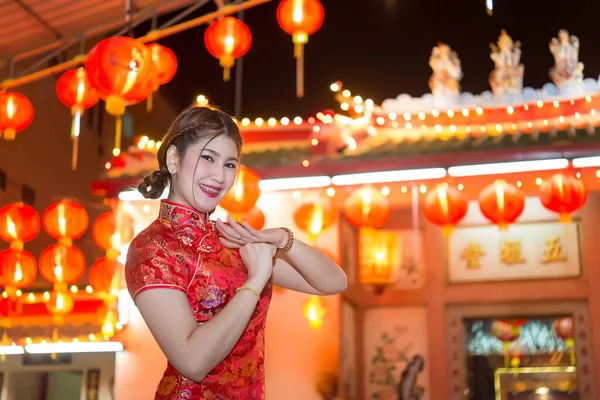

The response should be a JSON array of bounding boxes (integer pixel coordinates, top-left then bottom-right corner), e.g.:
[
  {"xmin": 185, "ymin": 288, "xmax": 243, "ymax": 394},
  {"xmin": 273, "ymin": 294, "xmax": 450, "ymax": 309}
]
[
  {"xmin": 204, "ymin": 17, "xmax": 252, "ymax": 82},
  {"xmin": 497, "ymin": 318, "xmax": 528, "ymax": 327},
  {"xmin": 42, "ymin": 200, "xmax": 89, "ymax": 244},
  {"xmin": 85, "ymin": 36, "xmax": 155, "ymax": 153},
  {"xmin": 422, "ymin": 183, "xmax": 468, "ymax": 237},
  {"xmin": 46, "ymin": 290, "xmax": 75, "ymax": 317},
  {"xmin": 0, "ymin": 92, "xmax": 34, "ymax": 140},
  {"xmin": 89, "ymin": 257, "xmax": 121, "ymax": 293},
  {"xmin": 57, "ymin": 67, "xmax": 100, "ymax": 112},
  {"xmin": 232, "ymin": 207, "xmax": 265, "ymax": 230},
  {"xmin": 219, "ymin": 166, "xmax": 261, "ymax": 213},
  {"xmin": 277, "ymin": 0, "xmax": 325, "ymax": 98},
  {"xmin": 343, "ymin": 187, "xmax": 391, "ymax": 229},
  {"xmin": 38, "ymin": 244, "xmax": 86, "ymax": 284},
  {"xmin": 92, "ymin": 211, "xmax": 135, "ymax": 253},
  {"xmin": 491, "ymin": 319, "xmax": 520, "ymax": 342},
  {"xmin": 0, "ymin": 249, "xmax": 37, "ymax": 289},
  {"xmin": 538, "ymin": 173, "xmax": 587, "ymax": 223},
  {"xmin": 147, "ymin": 44, "xmax": 178, "ymax": 87},
  {"xmin": 56, "ymin": 67, "xmax": 100, "ymax": 170},
  {"xmin": 553, "ymin": 318, "xmax": 573, "ymax": 340},
  {"xmin": 0, "ymin": 203, "xmax": 40, "ymax": 250},
  {"xmin": 293, "ymin": 201, "xmax": 336, "ymax": 237},
  {"xmin": 479, "ymin": 180, "xmax": 525, "ymax": 230},
  {"xmin": 145, "ymin": 43, "xmax": 178, "ymax": 112}
]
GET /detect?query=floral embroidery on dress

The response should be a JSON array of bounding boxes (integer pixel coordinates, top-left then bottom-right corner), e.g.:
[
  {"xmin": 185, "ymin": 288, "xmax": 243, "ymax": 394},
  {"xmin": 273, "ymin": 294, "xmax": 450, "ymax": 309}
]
[
  {"xmin": 125, "ymin": 200, "xmax": 272, "ymax": 400},
  {"xmin": 201, "ymin": 286, "xmax": 225, "ymax": 308}
]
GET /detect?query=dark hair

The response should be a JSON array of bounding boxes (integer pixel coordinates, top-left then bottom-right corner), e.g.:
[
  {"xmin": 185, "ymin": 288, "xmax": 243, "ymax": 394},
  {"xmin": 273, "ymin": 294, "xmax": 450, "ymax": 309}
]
[{"xmin": 138, "ymin": 106, "xmax": 243, "ymax": 199}]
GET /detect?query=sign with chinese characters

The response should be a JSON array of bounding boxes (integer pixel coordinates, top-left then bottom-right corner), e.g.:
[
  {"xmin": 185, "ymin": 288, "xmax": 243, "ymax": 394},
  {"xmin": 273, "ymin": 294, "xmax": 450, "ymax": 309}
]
[{"xmin": 447, "ymin": 221, "xmax": 581, "ymax": 283}]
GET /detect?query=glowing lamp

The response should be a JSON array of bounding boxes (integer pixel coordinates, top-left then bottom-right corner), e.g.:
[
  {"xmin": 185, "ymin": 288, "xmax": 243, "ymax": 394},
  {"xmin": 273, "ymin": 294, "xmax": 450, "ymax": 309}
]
[{"xmin": 204, "ymin": 17, "xmax": 252, "ymax": 82}]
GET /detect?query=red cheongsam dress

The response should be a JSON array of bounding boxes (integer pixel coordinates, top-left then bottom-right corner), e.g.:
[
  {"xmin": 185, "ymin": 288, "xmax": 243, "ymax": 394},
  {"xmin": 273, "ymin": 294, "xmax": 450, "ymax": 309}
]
[{"xmin": 125, "ymin": 200, "xmax": 272, "ymax": 400}]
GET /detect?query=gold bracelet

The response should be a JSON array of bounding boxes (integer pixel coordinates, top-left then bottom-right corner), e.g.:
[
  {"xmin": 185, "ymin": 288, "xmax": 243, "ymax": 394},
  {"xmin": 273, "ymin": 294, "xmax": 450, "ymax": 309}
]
[
  {"xmin": 235, "ymin": 287, "xmax": 260, "ymax": 302},
  {"xmin": 276, "ymin": 227, "xmax": 294, "ymax": 256}
]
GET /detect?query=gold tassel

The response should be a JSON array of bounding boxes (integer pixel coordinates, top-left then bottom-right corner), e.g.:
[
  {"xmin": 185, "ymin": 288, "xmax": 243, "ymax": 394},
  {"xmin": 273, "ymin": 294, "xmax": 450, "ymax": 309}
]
[
  {"xmin": 295, "ymin": 43, "xmax": 304, "ymax": 98},
  {"xmin": 147, "ymin": 91, "xmax": 154, "ymax": 113},
  {"xmin": 71, "ymin": 108, "xmax": 81, "ymax": 171},
  {"xmin": 114, "ymin": 115, "xmax": 123, "ymax": 156}
]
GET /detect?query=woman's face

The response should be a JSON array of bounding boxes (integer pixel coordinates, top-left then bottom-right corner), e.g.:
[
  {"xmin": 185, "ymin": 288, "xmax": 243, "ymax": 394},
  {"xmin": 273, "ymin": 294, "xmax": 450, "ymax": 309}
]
[{"xmin": 166, "ymin": 134, "xmax": 239, "ymax": 213}]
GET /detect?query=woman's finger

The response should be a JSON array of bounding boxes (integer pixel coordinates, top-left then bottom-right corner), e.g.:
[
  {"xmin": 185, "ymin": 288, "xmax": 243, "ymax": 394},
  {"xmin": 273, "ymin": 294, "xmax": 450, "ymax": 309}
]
[
  {"xmin": 227, "ymin": 216, "xmax": 257, "ymax": 242},
  {"xmin": 241, "ymin": 221, "xmax": 263, "ymax": 237},
  {"xmin": 239, "ymin": 221, "xmax": 264, "ymax": 241},
  {"xmin": 215, "ymin": 219, "xmax": 243, "ymax": 240},
  {"xmin": 219, "ymin": 237, "xmax": 241, "ymax": 248}
]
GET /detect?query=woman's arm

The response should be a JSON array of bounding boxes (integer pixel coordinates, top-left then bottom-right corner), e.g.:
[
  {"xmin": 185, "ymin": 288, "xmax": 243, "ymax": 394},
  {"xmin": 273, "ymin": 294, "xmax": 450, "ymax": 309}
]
[
  {"xmin": 272, "ymin": 233, "xmax": 348, "ymax": 295},
  {"xmin": 135, "ymin": 276, "xmax": 264, "ymax": 382},
  {"xmin": 215, "ymin": 219, "xmax": 348, "ymax": 296},
  {"xmin": 134, "ymin": 242, "xmax": 275, "ymax": 382}
]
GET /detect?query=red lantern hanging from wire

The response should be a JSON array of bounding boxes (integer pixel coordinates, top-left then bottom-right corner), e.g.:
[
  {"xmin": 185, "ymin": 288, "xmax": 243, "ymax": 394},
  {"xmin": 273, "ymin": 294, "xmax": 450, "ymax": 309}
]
[
  {"xmin": 342, "ymin": 187, "xmax": 391, "ymax": 229},
  {"xmin": 219, "ymin": 166, "xmax": 261, "ymax": 213},
  {"xmin": 277, "ymin": 0, "xmax": 325, "ymax": 98},
  {"xmin": 92, "ymin": 210, "xmax": 135, "ymax": 258},
  {"xmin": 479, "ymin": 179, "xmax": 525, "ymax": 230},
  {"xmin": 42, "ymin": 199, "xmax": 89, "ymax": 245},
  {"xmin": 204, "ymin": 16, "xmax": 252, "ymax": 82},
  {"xmin": 538, "ymin": 173, "xmax": 588, "ymax": 224},
  {"xmin": 0, "ymin": 202, "xmax": 40, "ymax": 251},
  {"xmin": 38, "ymin": 244, "xmax": 86, "ymax": 286},
  {"xmin": 85, "ymin": 36, "xmax": 156, "ymax": 156},
  {"xmin": 0, "ymin": 249, "xmax": 37, "ymax": 297},
  {"xmin": 0, "ymin": 92, "xmax": 34, "ymax": 140},
  {"xmin": 230, "ymin": 207, "xmax": 265, "ymax": 230},
  {"xmin": 422, "ymin": 183, "xmax": 469, "ymax": 237},
  {"xmin": 56, "ymin": 67, "xmax": 100, "ymax": 170},
  {"xmin": 146, "ymin": 43, "xmax": 178, "ymax": 112}
]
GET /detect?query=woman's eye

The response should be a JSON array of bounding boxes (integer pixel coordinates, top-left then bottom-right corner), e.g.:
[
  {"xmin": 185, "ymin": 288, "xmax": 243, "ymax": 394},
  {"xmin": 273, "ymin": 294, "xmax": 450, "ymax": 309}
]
[
  {"xmin": 202, "ymin": 155, "xmax": 214, "ymax": 162},
  {"xmin": 225, "ymin": 163, "xmax": 237, "ymax": 169}
]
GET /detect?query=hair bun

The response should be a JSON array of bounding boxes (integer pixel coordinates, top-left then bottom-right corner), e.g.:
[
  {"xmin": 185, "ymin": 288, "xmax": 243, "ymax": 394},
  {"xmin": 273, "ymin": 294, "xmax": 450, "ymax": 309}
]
[{"xmin": 138, "ymin": 170, "xmax": 170, "ymax": 199}]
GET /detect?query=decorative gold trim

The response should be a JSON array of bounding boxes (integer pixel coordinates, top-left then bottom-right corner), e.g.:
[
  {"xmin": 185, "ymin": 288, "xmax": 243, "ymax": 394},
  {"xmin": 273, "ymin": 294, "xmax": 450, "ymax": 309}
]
[{"xmin": 494, "ymin": 366, "xmax": 577, "ymax": 400}]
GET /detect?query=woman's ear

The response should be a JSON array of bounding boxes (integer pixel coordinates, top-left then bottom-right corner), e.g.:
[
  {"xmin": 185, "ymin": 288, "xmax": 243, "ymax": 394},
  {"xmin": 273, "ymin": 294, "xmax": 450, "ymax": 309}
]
[{"xmin": 166, "ymin": 144, "xmax": 179, "ymax": 174}]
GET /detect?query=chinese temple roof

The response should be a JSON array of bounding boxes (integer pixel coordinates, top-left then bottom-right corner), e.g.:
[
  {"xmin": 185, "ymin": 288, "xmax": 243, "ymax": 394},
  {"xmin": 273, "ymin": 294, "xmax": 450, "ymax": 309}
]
[
  {"xmin": 93, "ymin": 29, "xmax": 600, "ymax": 195},
  {"xmin": 240, "ymin": 125, "xmax": 600, "ymax": 177}
]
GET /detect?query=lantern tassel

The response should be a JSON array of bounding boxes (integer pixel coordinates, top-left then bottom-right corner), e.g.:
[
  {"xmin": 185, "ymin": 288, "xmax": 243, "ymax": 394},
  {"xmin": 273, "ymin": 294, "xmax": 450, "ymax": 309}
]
[
  {"xmin": 295, "ymin": 42, "xmax": 304, "ymax": 98},
  {"xmin": 72, "ymin": 136, "xmax": 79, "ymax": 171},
  {"xmin": 147, "ymin": 91, "xmax": 154, "ymax": 113},
  {"xmin": 3, "ymin": 128, "xmax": 16, "ymax": 140},
  {"xmin": 114, "ymin": 115, "xmax": 123, "ymax": 154},
  {"xmin": 223, "ymin": 67, "xmax": 231, "ymax": 82},
  {"xmin": 442, "ymin": 225, "xmax": 454, "ymax": 238},
  {"xmin": 71, "ymin": 108, "xmax": 81, "ymax": 171}
]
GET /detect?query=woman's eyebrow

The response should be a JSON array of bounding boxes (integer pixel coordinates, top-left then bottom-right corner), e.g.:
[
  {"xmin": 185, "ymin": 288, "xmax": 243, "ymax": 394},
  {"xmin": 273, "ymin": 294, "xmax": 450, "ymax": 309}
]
[{"xmin": 202, "ymin": 148, "xmax": 239, "ymax": 162}]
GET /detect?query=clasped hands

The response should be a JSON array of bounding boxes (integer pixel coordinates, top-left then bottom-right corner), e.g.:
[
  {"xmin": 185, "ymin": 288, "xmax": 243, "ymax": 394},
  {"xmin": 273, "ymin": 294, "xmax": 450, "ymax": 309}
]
[{"xmin": 215, "ymin": 216, "xmax": 287, "ymax": 251}]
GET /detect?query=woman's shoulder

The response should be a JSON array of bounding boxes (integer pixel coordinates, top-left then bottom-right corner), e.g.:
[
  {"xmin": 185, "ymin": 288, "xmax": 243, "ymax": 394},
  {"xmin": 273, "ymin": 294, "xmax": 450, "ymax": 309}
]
[
  {"xmin": 124, "ymin": 220, "xmax": 191, "ymax": 300},
  {"xmin": 126, "ymin": 220, "xmax": 181, "ymax": 267}
]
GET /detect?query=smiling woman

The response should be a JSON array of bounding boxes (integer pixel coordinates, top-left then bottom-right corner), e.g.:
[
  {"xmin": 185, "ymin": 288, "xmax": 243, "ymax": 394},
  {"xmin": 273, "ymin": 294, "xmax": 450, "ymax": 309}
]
[{"xmin": 126, "ymin": 106, "xmax": 347, "ymax": 400}]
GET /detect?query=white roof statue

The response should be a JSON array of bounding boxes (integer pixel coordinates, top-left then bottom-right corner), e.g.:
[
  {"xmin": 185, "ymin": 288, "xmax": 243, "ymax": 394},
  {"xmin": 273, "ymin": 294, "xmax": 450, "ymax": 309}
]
[
  {"xmin": 549, "ymin": 29, "xmax": 585, "ymax": 94},
  {"xmin": 489, "ymin": 30, "xmax": 524, "ymax": 97},
  {"xmin": 428, "ymin": 42, "xmax": 462, "ymax": 97}
]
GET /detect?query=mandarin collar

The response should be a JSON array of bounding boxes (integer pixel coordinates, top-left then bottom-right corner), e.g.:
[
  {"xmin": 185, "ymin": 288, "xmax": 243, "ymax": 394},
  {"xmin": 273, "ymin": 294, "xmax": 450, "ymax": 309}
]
[{"xmin": 158, "ymin": 200, "xmax": 211, "ymax": 233}]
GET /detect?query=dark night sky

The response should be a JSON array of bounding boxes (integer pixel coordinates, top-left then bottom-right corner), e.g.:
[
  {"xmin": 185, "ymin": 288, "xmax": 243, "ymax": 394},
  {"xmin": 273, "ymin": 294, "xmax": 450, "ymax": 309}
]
[{"xmin": 141, "ymin": 0, "xmax": 600, "ymax": 119}]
